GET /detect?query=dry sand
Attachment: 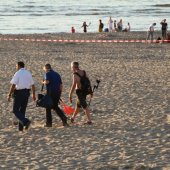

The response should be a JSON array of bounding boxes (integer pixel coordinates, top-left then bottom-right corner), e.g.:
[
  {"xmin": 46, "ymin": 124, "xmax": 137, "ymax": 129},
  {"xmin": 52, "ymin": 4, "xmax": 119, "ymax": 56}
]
[{"xmin": 0, "ymin": 32, "xmax": 170, "ymax": 170}]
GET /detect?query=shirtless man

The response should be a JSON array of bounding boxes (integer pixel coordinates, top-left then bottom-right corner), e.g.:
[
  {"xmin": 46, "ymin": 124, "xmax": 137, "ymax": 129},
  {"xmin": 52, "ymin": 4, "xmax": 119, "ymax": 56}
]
[{"xmin": 69, "ymin": 62, "xmax": 92, "ymax": 124}]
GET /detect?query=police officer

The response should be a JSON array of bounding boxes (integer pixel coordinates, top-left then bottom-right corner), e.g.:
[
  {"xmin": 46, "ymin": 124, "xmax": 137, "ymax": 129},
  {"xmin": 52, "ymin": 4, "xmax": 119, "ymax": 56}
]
[{"xmin": 8, "ymin": 61, "xmax": 36, "ymax": 131}]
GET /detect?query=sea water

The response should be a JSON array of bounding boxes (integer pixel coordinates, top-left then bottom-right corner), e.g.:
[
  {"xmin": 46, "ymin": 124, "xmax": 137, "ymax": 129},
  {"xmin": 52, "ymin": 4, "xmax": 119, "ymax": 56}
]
[{"xmin": 0, "ymin": 0, "xmax": 169, "ymax": 34}]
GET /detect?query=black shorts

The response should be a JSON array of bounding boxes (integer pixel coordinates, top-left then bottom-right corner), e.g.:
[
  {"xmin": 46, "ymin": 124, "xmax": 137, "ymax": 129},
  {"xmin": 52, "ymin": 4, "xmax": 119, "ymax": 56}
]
[{"xmin": 76, "ymin": 89, "xmax": 87, "ymax": 109}]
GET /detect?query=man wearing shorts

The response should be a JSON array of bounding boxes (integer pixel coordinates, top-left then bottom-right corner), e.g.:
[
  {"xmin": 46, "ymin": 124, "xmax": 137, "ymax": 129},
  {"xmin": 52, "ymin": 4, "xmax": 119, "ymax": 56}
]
[{"xmin": 69, "ymin": 62, "xmax": 92, "ymax": 124}]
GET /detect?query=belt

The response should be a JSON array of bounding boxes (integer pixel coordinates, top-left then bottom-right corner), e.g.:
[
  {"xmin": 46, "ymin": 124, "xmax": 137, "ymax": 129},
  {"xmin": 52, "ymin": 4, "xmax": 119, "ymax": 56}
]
[{"xmin": 16, "ymin": 89, "xmax": 30, "ymax": 91}]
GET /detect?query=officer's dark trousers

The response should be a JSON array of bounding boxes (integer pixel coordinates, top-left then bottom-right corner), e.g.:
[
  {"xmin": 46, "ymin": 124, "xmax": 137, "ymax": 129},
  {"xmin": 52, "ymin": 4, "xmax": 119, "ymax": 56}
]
[
  {"xmin": 45, "ymin": 94, "xmax": 67, "ymax": 126},
  {"xmin": 13, "ymin": 89, "xmax": 30, "ymax": 131}
]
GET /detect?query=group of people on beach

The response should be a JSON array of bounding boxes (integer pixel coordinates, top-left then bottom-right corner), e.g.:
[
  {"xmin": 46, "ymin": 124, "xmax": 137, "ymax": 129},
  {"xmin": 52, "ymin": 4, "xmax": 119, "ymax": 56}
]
[
  {"xmin": 8, "ymin": 61, "xmax": 93, "ymax": 131},
  {"xmin": 102, "ymin": 17, "xmax": 131, "ymax": 33},
  {"xmin": 71, "ymin": 17, "xmax": 169, "ymax": 41},
  {"xmin": 147, "ymin": 19, "xmax": 168, "ymax": 40},
  {"xmin": 71, "ymin": 16, "xmax": 130, "ymax": 33}
]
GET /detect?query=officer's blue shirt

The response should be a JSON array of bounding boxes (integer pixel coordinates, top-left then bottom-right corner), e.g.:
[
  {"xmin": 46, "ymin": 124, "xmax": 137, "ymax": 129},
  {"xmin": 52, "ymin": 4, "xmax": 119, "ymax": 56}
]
[{"xmin": 44, "ymin": 69, "xmax": 62, "ymax": 95}]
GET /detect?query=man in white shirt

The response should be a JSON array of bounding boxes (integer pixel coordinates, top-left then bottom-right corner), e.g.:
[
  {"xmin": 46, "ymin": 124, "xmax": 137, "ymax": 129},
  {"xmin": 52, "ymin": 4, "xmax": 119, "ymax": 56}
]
[
  {"xmin": 108, "ymin": 16, "xmax": 113, "ymax": 32},
  {"xmin": 147, "ymin": 23, "xmax": 156, "ymax": 40},
  {"xmin": 7, "ymin": 61, "xmax": 36, "ymax": 131}
]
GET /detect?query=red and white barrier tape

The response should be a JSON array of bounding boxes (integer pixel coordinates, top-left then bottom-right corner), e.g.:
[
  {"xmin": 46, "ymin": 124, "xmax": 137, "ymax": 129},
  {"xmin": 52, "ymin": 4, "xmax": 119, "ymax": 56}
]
[{"xmin": 0, "ymin": 38, "xmax": 170, "ymax": 43}]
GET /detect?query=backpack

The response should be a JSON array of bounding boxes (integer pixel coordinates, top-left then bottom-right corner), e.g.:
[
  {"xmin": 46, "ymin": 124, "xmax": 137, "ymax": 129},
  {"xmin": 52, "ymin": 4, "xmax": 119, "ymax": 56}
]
[
  {"xmin": 101, "ymin": 23, "xmax": 104, "ymax": 29},
  {"xmin": 74, "ymin": 71, "xmax": 93, "ymax": 95}
]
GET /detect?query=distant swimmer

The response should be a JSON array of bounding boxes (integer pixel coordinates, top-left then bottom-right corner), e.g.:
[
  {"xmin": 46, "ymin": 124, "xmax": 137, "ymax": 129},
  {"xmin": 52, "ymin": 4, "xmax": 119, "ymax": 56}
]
[{"xmin": 81, "ymin": 21, "xmax": 91, "ymax": 33}]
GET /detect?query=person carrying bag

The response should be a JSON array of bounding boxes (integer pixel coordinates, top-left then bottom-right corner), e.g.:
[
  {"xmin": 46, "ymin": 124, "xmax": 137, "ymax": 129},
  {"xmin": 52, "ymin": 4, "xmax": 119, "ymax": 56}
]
[{"xmin": 37, "ymin": 64, "xmax": 69, "ymax": 127}]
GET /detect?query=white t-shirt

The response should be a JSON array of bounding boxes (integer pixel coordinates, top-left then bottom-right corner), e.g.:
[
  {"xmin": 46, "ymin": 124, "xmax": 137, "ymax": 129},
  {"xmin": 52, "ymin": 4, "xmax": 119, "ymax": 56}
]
[
  {"xmin": 126, "ymin": 24, "xmax": 131, "ymax": 31},
  {"xmin": 108, "ymin": 19, "xmax": 113, "ymax": 29},
  {"xmin": 10, "ymin": 68, "xmax": 34, "ymax": 90},
  {"xmin": 148, "ymin": 24, "xmax": 155, "ymax": 32}
]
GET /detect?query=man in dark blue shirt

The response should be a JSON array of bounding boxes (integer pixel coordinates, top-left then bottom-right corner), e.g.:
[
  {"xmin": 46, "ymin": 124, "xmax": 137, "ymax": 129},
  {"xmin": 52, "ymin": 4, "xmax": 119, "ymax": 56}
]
[{"xmin": 43, "ymin": 64, "xmax": 68, "ymax": 127}]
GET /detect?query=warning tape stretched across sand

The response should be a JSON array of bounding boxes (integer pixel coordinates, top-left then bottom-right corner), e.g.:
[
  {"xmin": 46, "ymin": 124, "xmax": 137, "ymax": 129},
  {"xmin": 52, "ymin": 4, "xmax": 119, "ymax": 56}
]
[{"xmin": 0, "ymin": 37, "xmax": 170, "ymax": 43}]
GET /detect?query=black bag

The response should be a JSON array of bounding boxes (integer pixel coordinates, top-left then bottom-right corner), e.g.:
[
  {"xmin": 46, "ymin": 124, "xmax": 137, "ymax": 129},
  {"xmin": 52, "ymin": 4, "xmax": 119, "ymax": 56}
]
[
  {"xmin": 36, "ymin": 84, "xmax": 53, "ymax": 108},
  {"xmin": 74, "ymin": 71, "xmax": 93, "ymax": 95},
  {"xmin": 36, "ymin": 94, "xmax": 53, "ymax": 108}
]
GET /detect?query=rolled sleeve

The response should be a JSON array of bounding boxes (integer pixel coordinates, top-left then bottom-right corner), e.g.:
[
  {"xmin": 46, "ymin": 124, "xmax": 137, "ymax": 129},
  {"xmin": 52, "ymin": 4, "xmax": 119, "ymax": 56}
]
[
  {"xmin": 30, "ymin": 77, "xmax": 34, "ymax": 86},
  {"xmin": 10, "ymin": 73, "xmax": 19, "ymax": 85},
  {"xmin": 28, "ymin": 71, "xmax": 34, "ymax": 86}
]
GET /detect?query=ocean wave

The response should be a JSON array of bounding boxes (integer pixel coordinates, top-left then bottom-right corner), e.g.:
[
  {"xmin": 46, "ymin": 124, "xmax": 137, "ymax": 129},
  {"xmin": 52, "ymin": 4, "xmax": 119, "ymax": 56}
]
[
  {"xmin": 65, "ymin": 12, "xmax": 112, "ymax": 16},
  {"xmin": 80, "ymin": 8, "xmax": 109, "ymax": 12},
  {"xmin": 23, "ymin": 28, "xmax": 48, "ymax": 30},
  {"xmin": 154, "ymin": 4, "xmax": 170, "ymax": 7},
  {"xmin": 21, "ymin": 5, "xmax": 52, "ymax": 8},
  {"xmin": 14, "ymin": 10, "xmax": 36, "ymax": 13},
  {"xmin": 1, "ymin": 6, "xmax": 58, "ymax": 14},
  {"xmin": 29, "ymin": 13, "xmax": 53, "ymax": 16},
  {"xmin": 22, "ymin": 5, "xmax": 35, "ymax": 8},
  {"xmin": 132, "ymin": 9, "xmax": 165, "ymax": 14},
  {"xmin": 132, "ymin": 8, "xmax": 170, "ymax": 15},
  {"xmin": 0, "ymin": 13, "xmax": 53, "ymax": 16},
  {"xmin": 133, "ymin": 9, "xmax": 159, "ymax": 12}
]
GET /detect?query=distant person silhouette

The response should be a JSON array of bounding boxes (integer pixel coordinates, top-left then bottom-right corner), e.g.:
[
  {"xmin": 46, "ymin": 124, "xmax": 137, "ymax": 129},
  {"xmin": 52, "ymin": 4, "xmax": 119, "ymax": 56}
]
[
  {"xmin": 114, "ymin": 20, "xmax": 117, "ymax": 32},
  {"xmin": 160, "ymin": 19, "xmax": 168, "ymax": 40},
  {"xmin": 147, "ymin": 23, "xmax": 156, "ymax": 40},
  {"xmin": 81, "ymin": 21, "xmax": 90, "ymax": 33},
  {"xmin": 123, "ymin": 22, "xmax": 131, "ymax": 32},
  {"xmin": 117, "ymin": 19, "xmax": 123, "ymax": 32},
  {"xmin": 71, "ymin": 27, "xmax": 75, "ymax": 33},
  {"xmin": 99, "ymin": 19, "xmax": 104, "ymax": 32},
  {"xmin": 108, "ymin": 17, "xmax": 113, "ymax": 32}
]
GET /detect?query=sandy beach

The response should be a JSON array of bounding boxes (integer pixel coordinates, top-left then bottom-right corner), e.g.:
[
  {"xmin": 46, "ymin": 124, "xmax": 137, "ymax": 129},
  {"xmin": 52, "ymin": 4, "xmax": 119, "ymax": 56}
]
[{"xmin": 0, "ymin": 32, "xmax": 170, "ymax": 170}]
